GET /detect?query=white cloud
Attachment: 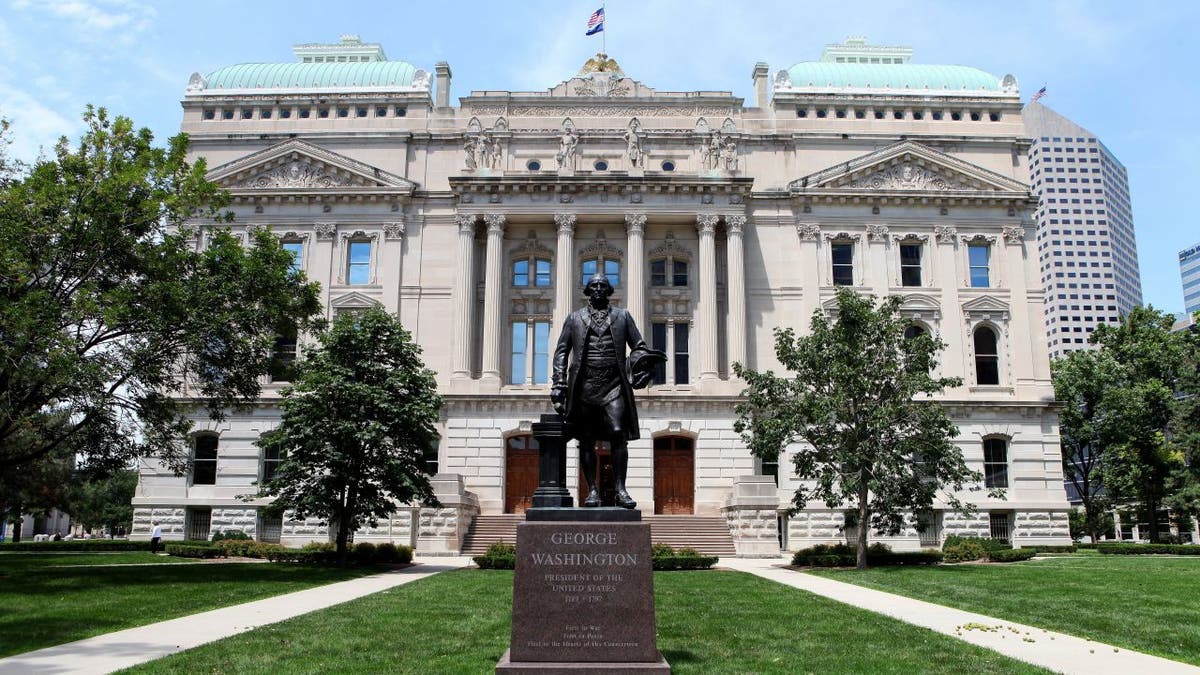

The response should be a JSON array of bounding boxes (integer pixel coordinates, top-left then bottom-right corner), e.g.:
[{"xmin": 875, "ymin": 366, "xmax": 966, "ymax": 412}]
[
  {"xmin": 11, "ymin": 0, "xmax": 157, "ymax": 45},
  {"xmin": 0, "ymin": 84, "xmax": 80, "ymax": 162}
]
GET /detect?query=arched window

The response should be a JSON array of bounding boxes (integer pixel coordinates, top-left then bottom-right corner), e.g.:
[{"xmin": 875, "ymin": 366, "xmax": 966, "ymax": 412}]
[
  {"xmin": 192, "ymin": 435, "xmax": 218, "ymax": 486},
  {"xmin": 581, "ymin": 258, "xmax": 620, "ymax": 287},
  {"xmin": 973, "ymin": 326, "xmax": 1000, "ymax": 385},
  {"xmin": 904, "ymin": 324, "xmax": 927, "ymax": 340},
  {"xmin": 512, "ymin": 257, "xmax": 551, "ymax": 287},
  {"xmin": 983, "ymin": 438, "xmax": 1008, "ymax": 488}
]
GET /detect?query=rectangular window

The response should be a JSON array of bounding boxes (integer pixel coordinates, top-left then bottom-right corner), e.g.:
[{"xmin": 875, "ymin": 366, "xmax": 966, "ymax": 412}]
[
  {"xmin": 651, "ymin": 322, "xmax": 667, "ymax": 385},
  {"xmin": 604, "ymin": 259, "xmax": 620, "ymax": 287},
  {"xmin": 673, "ymin": 322, "xmax": 689, "ymax": 385},
  {"xmin": 917, "ymin": 512, "xmax": 943, "ymax": 547},
  {"xmin": 269, "ymin": 327, "xmax": 298, "ymax": 382},
  {"xmin": 989, "ymin": 512, "xmax": 1012, "ymax": 542},
  {"xmin": 831, "ymin": 243, "xmax": 854, "ymax": 286},
  {"xmin": 187, "ymin": 508, "xmax": 212, "ymax": 541},
  {"xmin": 900, "ymin": 244, "xmax": 922, "ymax": 286},
  {"xmin": 984, "ymin": 439, "xmax": 1009, "ymax": 488},
  {"xmin": 534, "ymin": 259, "xmax": 551, "ymax": 287},
  {"xmin": 347, "ymin": 241, "xmax": 371, "ymax": 284},
  {"xmin": 510, "ymin": 322, "xmax": 527, "ymax": 385},
  {"xmin": 282, "ymin": 241, "xmax": 304, "ymax": 274},
  {"xmin": 262, "ymin": 447, "xmax": 283, "ymax": 482},
  {"xmin": 192, "ymin": 436, "xmax": 218, "ymax": 485},
  {"xmin": 650, "ymin": 260, "xmax": 666, "ymax": 287},
  {"xmin": 533, "ymin": 321, "xmax": 550, "ymax": 385},
  {"xmin": 759, "ymin": 456, "xmax": 779, "ymax": 487},
  {"xmin": 673, "ymin": 260, "xmax": 688, "ymax": 287},
  {"xmin": 257, "ymin": 511, "xmax": 282, "ymax": 544},
  {"xmin": 512, "ymin": 259, "xmax": 529, "ymax": 286},
  {"xmin": 581, "ymin": 259, "xmax": 597, "ymax": 284},
  {"xmin": 968, "ymin": 244, "xmax": 991, "ymax": 287}
]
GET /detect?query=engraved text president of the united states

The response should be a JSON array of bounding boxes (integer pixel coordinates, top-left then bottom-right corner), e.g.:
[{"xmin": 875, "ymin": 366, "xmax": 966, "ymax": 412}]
[{"xmin": 551, "ymin": 275, "xmax": 664, "ymax": 509}]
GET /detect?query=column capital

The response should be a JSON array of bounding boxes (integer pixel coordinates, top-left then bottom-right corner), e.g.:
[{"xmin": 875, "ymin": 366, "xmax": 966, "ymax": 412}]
[
  {"xmin": 483, "ymin": 212, "xmax": 506, "ymax": 233},
  {"xmin": 696, "ymin": 213, "xmax": 719, "ymax": 235},
  {"xmin": 624, "ymin": 213, "xmax": 647, "ymax": 234},
  {"xmin": 795, "ymin": 222, "xmax": 820, "ymax": 241},
  {"xmin": 383, "ymin": 221, "xmax": 406, "ymax": 240},
  {"xmin": 554, "ymin": 213, "xmax": 577, "ymax": 233},
  {"xmin": 455, "ymin": 214, "xmax": 477, "ymax": 234},
  {"xmin": 726, "ymin": 214, "xmax": 747, "ymax": 235}
]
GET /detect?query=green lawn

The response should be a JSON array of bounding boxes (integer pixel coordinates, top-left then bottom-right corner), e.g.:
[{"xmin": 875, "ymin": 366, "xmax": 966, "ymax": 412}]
[
  {"xmin": 0, "ymin": 552, "xmax": 374, "ymax": 658},
  {"xmin": 810, "ymin": 555, "xmax": 1200, "ymax": 666},
  {"xmin": 125, "ymin": 569, "xmax": 1047, "ymax": 675}
]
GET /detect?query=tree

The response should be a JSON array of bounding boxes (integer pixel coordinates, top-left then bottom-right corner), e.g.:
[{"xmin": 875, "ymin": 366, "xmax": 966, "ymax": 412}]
[
  {"xmin": 0, "ymin": 444, "xmax": 74, "ymax": 542},
  {"xmin": 1088, "ymin": 307, "xmax": 1191, "ymax": 542},
  {"xmin": 1166, "ymin": 321, "xmax": 1200, "ymax": 526},
  {"xmin": 0, "ymin": 107, "xmax": 323, "ymax": 476},
  {"xmin": 67, "ymin": 469, "xmax": 138, "ymax": 535},
  {"xmin": 734, "ymin": 289, "xmax": 983, "ymax": 569},
  {"xmin": 254, "ymin": 308, "xmax": 443, "ymax": 566},
  {"xmin": 1052, "ymin": 349, "xmax": 1121, "ymax": 542}
]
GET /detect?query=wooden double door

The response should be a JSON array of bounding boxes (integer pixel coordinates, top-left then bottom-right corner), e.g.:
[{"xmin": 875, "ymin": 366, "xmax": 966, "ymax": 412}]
[
  {"xmin": 654, "ymin": 436, "xmax": 695, "ymax": 515},
  {"xmin": 504, "ymin": 435, "xmax": 539, "ymax": 514}
]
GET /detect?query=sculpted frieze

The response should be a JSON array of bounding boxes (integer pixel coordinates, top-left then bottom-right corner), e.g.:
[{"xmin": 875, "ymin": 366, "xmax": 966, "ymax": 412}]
[
  {"xmin": 240, "ymin": 160, "xmax": 351, "ymax": 189},
  {"xmin": 847, "ymin": 162, "xmax": 964, "ymax": 191}
]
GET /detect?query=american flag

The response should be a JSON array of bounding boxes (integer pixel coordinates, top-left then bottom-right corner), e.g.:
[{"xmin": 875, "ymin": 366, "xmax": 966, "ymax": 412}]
[
  {"xmin": 1030, "ymin": 86, "xmax": 1047, "ymax": 103},
  {"xmin": 586, "ymin": 7, "xmax": 605, "ymax": 35}
]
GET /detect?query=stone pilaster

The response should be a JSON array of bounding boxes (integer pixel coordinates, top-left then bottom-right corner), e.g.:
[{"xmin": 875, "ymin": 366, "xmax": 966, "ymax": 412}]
[
  {"xmin": 696, "ymin": 213, "xmax": 720, "ymax": 381},
  {"xmin": 553, "ymin": 213, "xmax": 576, "ymax": 331},
  {"xmin": 624, "ymin": 213, "xmax": 647, "ymax": 328},
  {"xmin": 452, "ymin": 214, "xmax": 477, "ymax": 379},
  {"xmin": 481, "ymin": 213, "xmax": 507, "ymax": 383},
  {"xmin": 725, "ymin": 215, "xmax": 747, "ymax": 372}
]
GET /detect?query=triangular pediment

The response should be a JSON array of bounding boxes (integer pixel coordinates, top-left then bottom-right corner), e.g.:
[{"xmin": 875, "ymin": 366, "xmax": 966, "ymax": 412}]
[
  {"xmin": 206, "ymin": 139, "xmax": 417, "ymax": 193},
  {"xmin": 330, "ymin": 292, "xmax": 382, "ymax": 309},
  {"xmin": 789, "ymin": 141, "xmax": 1028, "ymax": 195},
  {"xmin": 897, "ymin": 293, "xmax": 941, "ymax": 311},
  {"xmin": 961, "ymin": 295, "xmax": 1010, "ymax": 313}
]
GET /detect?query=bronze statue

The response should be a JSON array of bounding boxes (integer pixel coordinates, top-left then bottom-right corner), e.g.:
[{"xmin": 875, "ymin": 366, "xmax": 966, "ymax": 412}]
[{"xmin": 551, "ymin": 275, "xmax": 664, "ymax": 509}]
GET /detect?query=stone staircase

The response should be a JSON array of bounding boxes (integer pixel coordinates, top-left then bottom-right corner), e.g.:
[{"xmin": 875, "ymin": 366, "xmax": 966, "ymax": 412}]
[{"xmin": 460, "ymin": 513, "xmax": 736, "ymax": 557}]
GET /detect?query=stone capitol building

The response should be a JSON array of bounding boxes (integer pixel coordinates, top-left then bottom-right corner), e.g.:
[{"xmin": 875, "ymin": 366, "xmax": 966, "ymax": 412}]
[{"xmin": 132, "ymin": 35, "xmax": 1072, "ymax": 555}]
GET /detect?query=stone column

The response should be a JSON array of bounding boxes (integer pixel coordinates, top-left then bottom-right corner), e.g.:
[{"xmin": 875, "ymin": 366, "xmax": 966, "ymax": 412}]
[
  {"xmin": 553, "ymin": 213, "xmax": 576, "ymax": 331},
  {"xmin": 725, "ymin": 215, "xmax": 747, "ymax": 372},
  {"xmin": 481, "ymin": 213, "xmax": 506, "ymax": 383},
  {"xmin": 451, "ymin": 215, "xmax": 477, "ymax": 379},
  {"xmin": 696, "ymin": 213, "xmax": 720, "ymax": 381},
  {"xmin": 624, "ymin": 213, "xmax": 647, "ymax": 327}
]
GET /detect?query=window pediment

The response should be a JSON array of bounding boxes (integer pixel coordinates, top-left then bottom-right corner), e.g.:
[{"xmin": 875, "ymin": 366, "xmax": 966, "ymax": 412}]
[{"xmin": 330, "ymin": 291, "xmax": 381, "ymax": 309}]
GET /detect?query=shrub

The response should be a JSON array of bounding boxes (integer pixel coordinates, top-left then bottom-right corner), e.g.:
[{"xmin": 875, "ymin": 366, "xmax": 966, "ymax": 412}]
[
  {"xmin": 1097, "ymin": 543, "xmax": 1200, "ymax": 556},
  {"xmin": 0, "ymin": 540, "xmax": 151, "ymax": 552},
  {"xmin": 942, "ymin": 535, "xmax": 1011, "ymax": 553},
  {"xmin": 676, "ymin": 546, "xmax": 700, "ymax": 558},
  {"xmin": 375, "ymin": 542, "xmax": 399, "ymax": 563},
  {"xmin": 988, "ymin": 548, "xmax": 1037, "ymax": 562},
  {"xmin": 474, "ymin": 553, "xmax": 516, "ymax": 569},
  {"xmin": 651, "ymin": 542, "xmax": 675, "ymax": 558},
  {"xmin": 353, "ymin": 542, "xmax": 378, "ymax": 563},
  {"xmin": 485, "ymin": 542, "xmax": 515, "ymax": 556},
  {"xmin": 210, "ymin": 529, "xmax": 252, "ymax": 542},
  {"xmin": 302, "ymin": 541, "xmax": 335, "ymax": 552},
  {"xmin": 166, "ymin": 543, "xmax": 225, "ymax": 559},
  {"xmin": 792, "ymin": 543, "xmax": 941, "ymax": 567},
  {"xmin": 214, "ymin": 540, "xmax": 285, "ymax": 559},
  {"xmin": 653, "ymin": 555, "xmax": 718, "ymax": 570},
  {"xmin": 1025, "ymin": 545, "xmax": 1077, "ymax": 554},
  {"xmin": 943, "ymin": 539, "xmax": 988, "ymax": 563}
]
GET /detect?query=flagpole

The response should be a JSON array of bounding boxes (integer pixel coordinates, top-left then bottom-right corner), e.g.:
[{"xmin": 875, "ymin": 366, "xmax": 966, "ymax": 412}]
[{"xmin": 602, "ymin": 3, "xmax": 606, "ymax": 55}]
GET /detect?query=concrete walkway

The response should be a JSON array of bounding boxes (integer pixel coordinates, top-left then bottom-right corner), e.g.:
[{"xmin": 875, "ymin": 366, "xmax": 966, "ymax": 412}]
[
  {"xmin": 0, "ymin": 557, "xmax": 473, "ymax": 675},
  {"xmin": 721, "ymin": 556, "xmax": 1200, "ymax": 675}
]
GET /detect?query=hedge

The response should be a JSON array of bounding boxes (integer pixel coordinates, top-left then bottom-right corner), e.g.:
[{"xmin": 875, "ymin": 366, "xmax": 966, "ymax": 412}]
[
  {"xmin": 1024, "ymin": 545, "xmax": 1077, "ymax": 554},
  {"xmin": 166, "ymin": 543, "xmax": 225, "ymax": 559},
  {"xmin": 262, "ymin": 542, "xmax": 413, "ymax": 565},
  {"xmin": 1097, "ymin": 543, "xmax": 1200, "ymax": 556},
  {"xmin": 653, "ymin": 555, "xmax": 719, "ymax": 570},
  {"xmin": 792, "ymin": 543, "xmax": 942, "ymax": 567},
  {"xmin": 0, "ymin": 540, "xmax": 152, "ymax": 552},
  {"xmin": 987, "ymin": 548, "xmax": 1037, "ymax": 562}
]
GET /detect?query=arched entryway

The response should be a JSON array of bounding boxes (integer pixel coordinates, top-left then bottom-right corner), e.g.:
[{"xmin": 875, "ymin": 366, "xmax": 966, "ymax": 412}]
[
  {"xmin": 654, "ymin": 435, "xmax": 695, "ymax": 515},
  {"xmin": 578, "ymin": 441, "xmax": 617, "ymax": 507},
  {"xmin": 505, "ymin": 434, "xmax": 539, "ymax": 514}
]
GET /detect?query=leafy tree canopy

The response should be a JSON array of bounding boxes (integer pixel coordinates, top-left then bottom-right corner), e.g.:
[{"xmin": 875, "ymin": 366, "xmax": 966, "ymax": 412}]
[
  {"xmin": 735, "ymin": 289, "xmax": 982, "ymax": 568},
  {"xmin": 66, "ymin": 469, "xmax": 138, "ymax": 534},
  {"xmin": 0, "ymin": 107, "xmax": 323, "ymax": 475},
  {"xmin": 254, "ymin": 308, "xmax": 443, "ymax": 565}
]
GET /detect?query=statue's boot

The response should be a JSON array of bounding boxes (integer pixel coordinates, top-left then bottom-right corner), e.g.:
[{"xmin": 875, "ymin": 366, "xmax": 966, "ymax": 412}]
[
  {"xmin": 583, "ymin": 487, "xmax": 601, "ymax": 507},
  {"xmin": 615, "ymin": 488, "xmax": 637, "ymax": 510}
]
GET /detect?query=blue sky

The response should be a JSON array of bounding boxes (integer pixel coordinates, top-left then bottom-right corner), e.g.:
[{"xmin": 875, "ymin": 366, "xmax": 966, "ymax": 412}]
[{"xmin": 1, "ymin": 0, "xmax": 1196, "ymax": 313}]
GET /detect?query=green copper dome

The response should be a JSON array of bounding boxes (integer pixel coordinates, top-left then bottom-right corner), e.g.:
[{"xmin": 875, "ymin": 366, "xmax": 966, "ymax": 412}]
[
  {"xmin": 782, "ymin": 62, "xmax": 1004, "ymax": 92},
  {"xmin": 203, "ymin": 61, "xmax": 422, "ymax": 90}
]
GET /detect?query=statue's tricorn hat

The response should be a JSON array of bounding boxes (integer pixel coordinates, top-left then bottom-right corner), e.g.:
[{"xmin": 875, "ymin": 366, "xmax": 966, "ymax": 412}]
[{"xmin": 628, "ymin": 346, "xmax": 668, "ymax": 390}]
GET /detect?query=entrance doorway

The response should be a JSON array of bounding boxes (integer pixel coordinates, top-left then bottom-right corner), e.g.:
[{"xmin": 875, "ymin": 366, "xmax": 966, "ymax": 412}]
[
  {"xmin": 505, "ymin": 434, "xmax": 539, "ymax": 514},
  {"xmin": 654, "ymin": 435, "xmax": 694, "ymax": 515},
  {"xmin": 578, "ymin": 441, "xmax": 617, "ymax": 507}
]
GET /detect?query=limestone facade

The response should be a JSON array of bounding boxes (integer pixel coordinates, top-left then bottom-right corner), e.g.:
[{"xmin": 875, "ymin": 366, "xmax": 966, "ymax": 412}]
[{"xmin": 132, "ymin": 37, "xmax": 1071, "ymax": 553}]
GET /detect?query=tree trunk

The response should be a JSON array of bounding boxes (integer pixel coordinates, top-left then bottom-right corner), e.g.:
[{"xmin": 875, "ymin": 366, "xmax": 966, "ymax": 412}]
[
  {"xmin": 11, "ymin": 514, "xmax": 22, "ymax": 543},
  {"xmin": 856, "ymin": 477, "xmax": 869, "ymax": 570}
]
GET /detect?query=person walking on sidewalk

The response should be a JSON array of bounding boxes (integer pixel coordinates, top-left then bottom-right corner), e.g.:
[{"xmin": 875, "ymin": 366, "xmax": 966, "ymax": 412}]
[{"xmin": 150, "ymin": 521, "xmax": 162, "ymax": 554}]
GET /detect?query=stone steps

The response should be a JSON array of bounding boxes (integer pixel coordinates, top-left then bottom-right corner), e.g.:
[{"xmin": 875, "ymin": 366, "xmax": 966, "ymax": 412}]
[{"xmin": 461, "ymin": 513, "xmax": 736, "ymax": 557}]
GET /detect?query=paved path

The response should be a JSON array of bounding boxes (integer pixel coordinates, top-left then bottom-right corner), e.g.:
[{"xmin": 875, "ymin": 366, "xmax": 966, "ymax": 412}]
[
  {"xmin": 721, "ymin": 556, "xmax": 1200, "ymax": 675},
  {"xmin": 0, "ymin": 557, "xmax": 473, "ymax": 675}
]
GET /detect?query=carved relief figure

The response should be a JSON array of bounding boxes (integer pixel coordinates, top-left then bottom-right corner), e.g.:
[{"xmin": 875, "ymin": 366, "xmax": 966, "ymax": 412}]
[
  {"xmin": 721, "ymin": 135, "xmax": 738, "ymax": 171},
  {"xmin": 624, "ymin": 126, "xmax": 643, "ymax": 168},
  {"xmin": 463, "ymin": 137, "xmax": 478, "ymax": 170},
  {"xmin": 556, "ymin": 129, "xmax": 580, "ymax": 170}
]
